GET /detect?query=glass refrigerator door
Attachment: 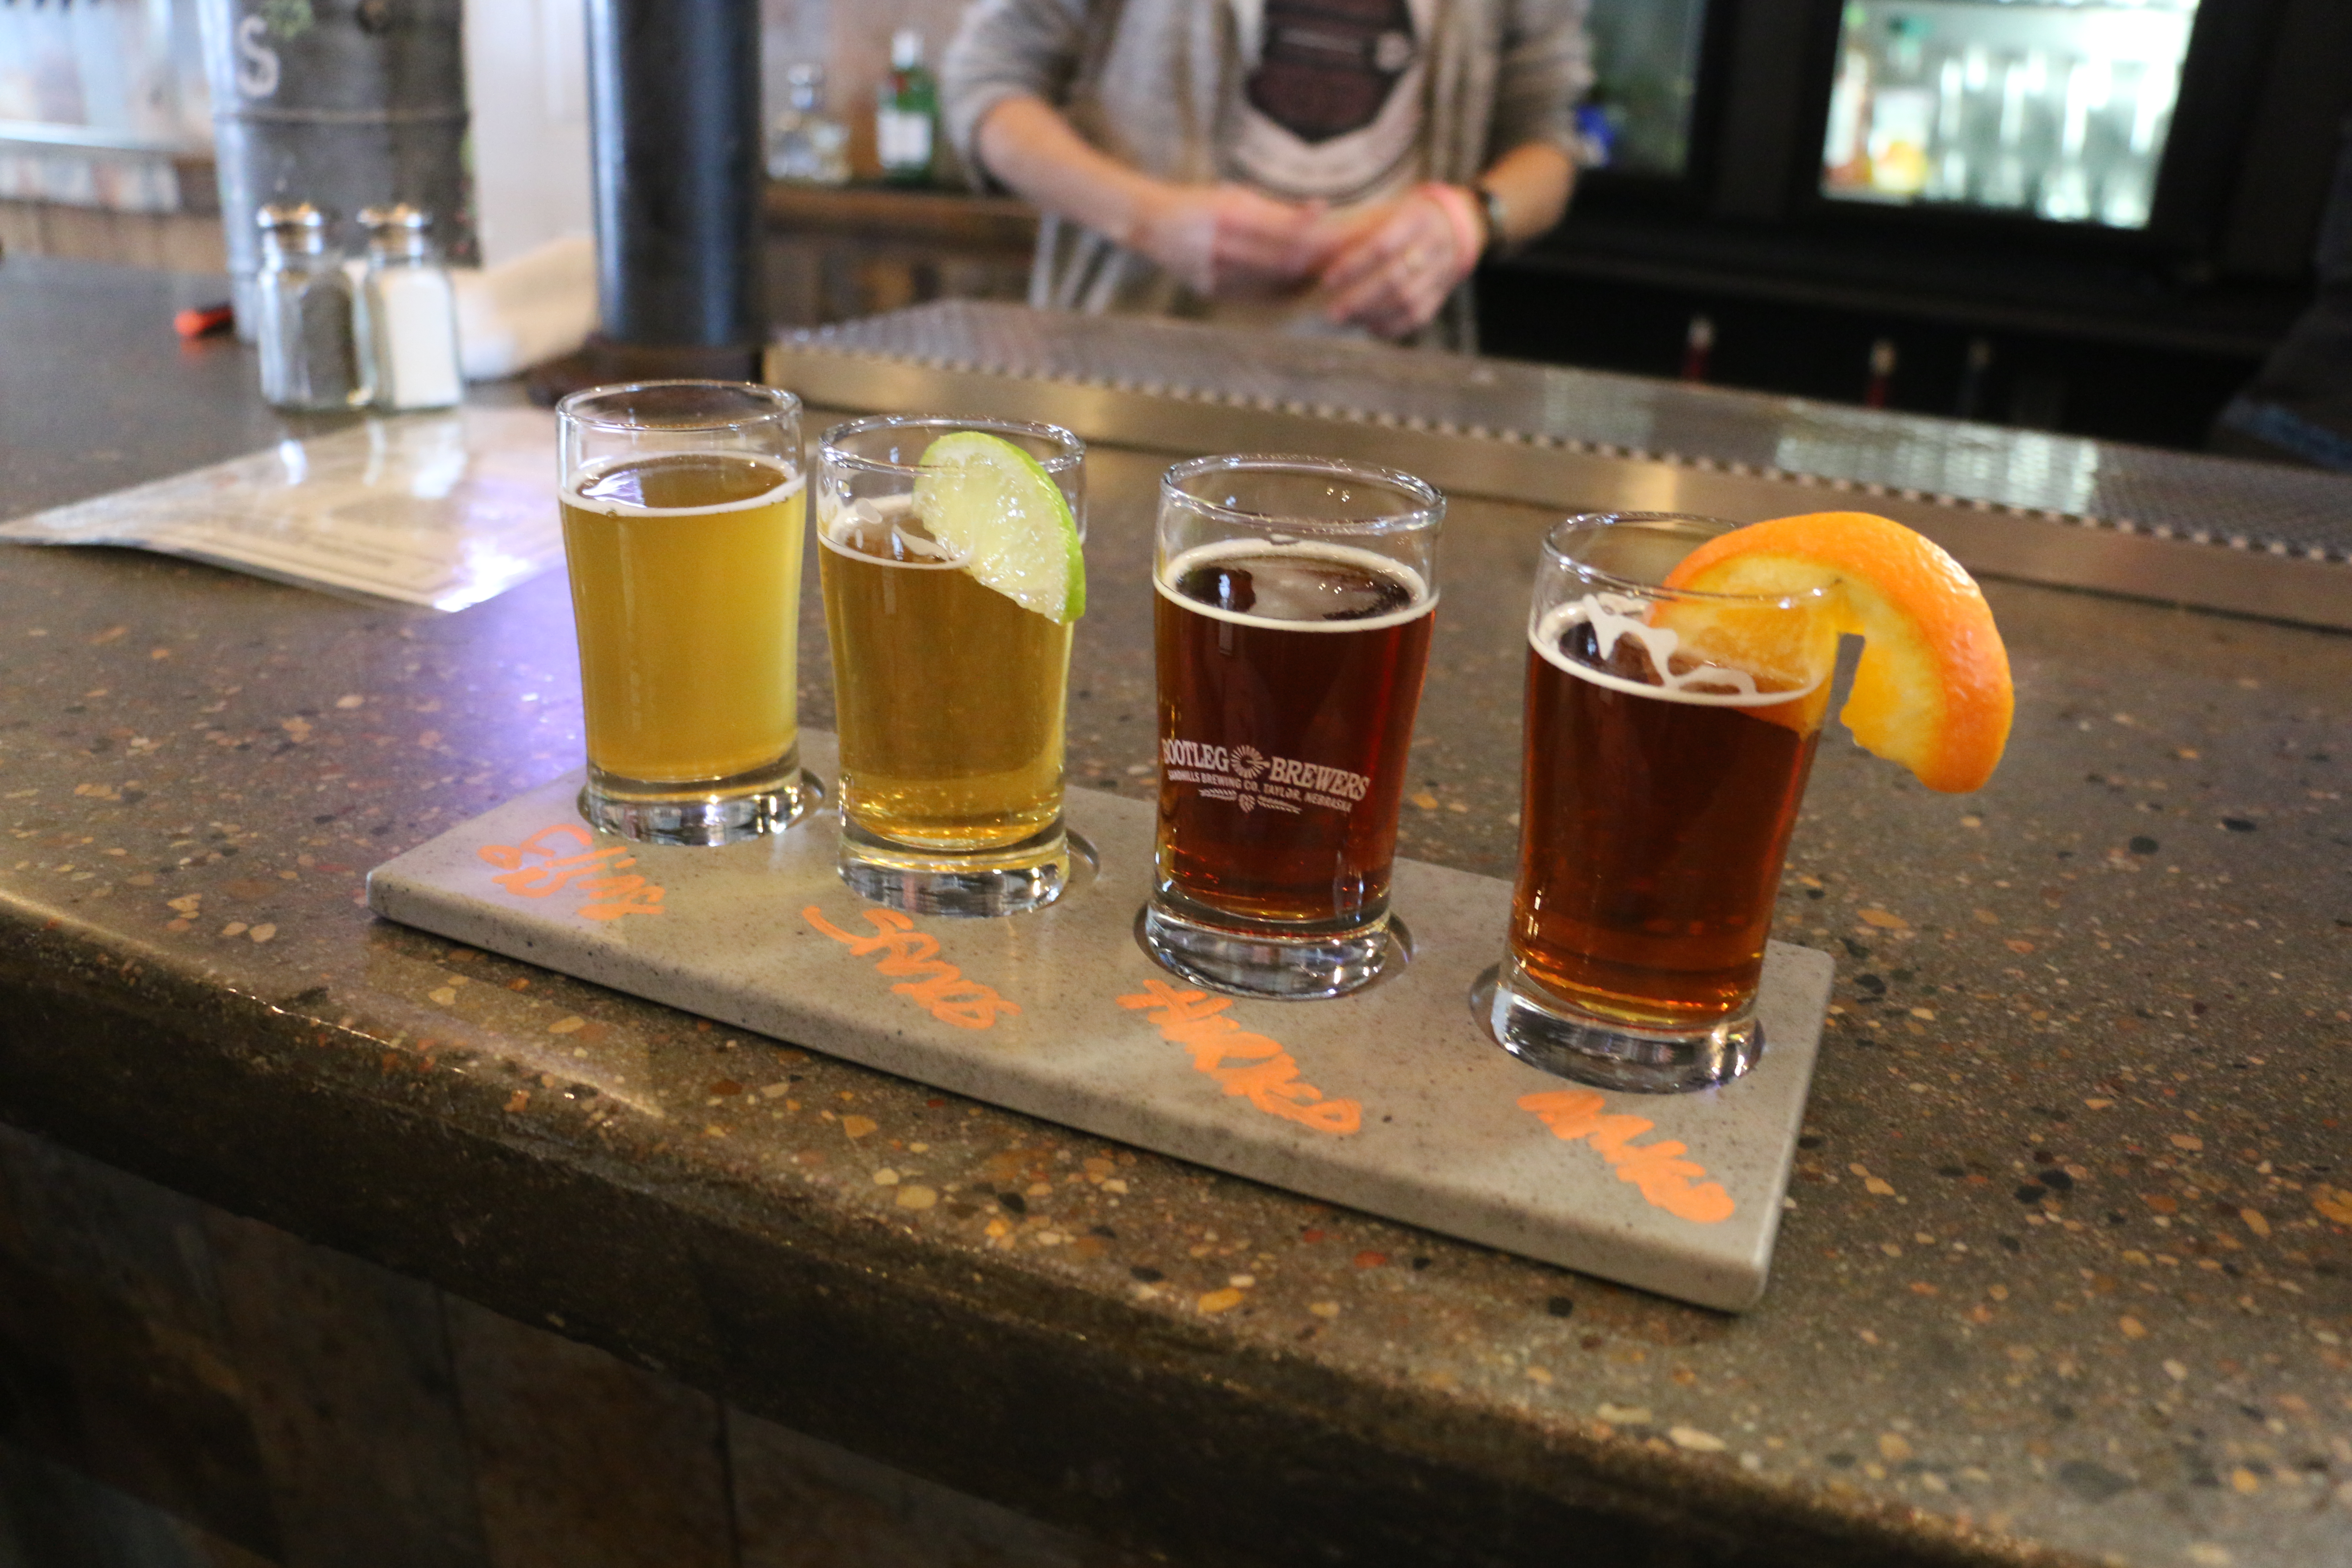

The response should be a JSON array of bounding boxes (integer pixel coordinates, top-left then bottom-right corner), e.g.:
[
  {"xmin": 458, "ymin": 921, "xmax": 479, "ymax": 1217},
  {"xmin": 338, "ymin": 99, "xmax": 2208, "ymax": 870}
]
[
  {"xmin": 1581, "ymin": 0, "xmax": 1711, "ymax": 176},
  {"xmin": 1818, "ymin": 0, "xmax": 2198, "ymax": 230}
]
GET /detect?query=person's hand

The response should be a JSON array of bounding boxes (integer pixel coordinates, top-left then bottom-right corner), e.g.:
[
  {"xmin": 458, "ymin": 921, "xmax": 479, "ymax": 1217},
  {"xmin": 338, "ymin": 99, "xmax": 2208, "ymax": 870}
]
[
  {"xmin": 1130, "ymin": 183, "xmax": 1334, "ymax": 298},
  {"xmin": 1314, "ymin": 185, "xmax": 1482, "ymax": 338}
]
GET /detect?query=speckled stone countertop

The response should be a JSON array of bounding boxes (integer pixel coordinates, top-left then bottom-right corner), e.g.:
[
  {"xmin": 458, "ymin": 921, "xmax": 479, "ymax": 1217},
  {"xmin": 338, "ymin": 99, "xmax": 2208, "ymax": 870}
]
[{"xmin": 3, "ymin": 259, "xmax": 2347, "ymax": 1568}]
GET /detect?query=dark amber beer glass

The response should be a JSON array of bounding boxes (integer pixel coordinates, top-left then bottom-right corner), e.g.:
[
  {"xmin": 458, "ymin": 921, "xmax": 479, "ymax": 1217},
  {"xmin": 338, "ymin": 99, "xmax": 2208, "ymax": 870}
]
[
  {"xmin": 1476, "ymin": 514, "xmax": 1838, "ymax": 1092},
  {"xmin": 1145, "ymin": 456, "xmax": 1440, "ymax": 998}
]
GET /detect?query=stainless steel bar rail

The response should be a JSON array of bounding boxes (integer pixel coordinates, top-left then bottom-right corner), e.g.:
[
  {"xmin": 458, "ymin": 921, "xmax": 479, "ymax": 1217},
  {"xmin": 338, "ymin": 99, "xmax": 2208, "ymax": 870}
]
[{"xmin": 769, "ymin": 301, "xmax": 2352, "ymax": 633}]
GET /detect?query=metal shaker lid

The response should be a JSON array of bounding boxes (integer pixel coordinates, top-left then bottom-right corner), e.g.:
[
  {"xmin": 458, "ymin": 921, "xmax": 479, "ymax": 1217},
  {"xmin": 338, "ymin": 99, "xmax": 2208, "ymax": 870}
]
[
  {"xmin": 256, "ymin": 202, "xmax": 328, "ymax": 254},
  {"xmin": 357, "ymin": 204, "xmax": 432, "ymax": 231},
  {"xmin": 257, "ymin": 202, "xmax": 326, "ymax": 231},
  {"xmin": 358, "ymin": 204, "xmax": 435, "ymax": 259}
]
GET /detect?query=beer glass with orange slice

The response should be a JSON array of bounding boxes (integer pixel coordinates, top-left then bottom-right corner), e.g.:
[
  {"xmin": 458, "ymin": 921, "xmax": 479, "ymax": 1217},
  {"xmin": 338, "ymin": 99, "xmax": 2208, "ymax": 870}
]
[{"xmin": 1476, "ymin": 510, "xmax": 2012, "ymax": 1092}]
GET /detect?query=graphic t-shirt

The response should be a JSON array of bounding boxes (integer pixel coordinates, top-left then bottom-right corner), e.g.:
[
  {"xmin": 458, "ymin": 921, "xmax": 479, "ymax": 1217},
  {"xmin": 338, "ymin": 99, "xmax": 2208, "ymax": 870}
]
[{"xmin": 1228, "ymin": 0, "xmax": 1433, "ymax": 208}]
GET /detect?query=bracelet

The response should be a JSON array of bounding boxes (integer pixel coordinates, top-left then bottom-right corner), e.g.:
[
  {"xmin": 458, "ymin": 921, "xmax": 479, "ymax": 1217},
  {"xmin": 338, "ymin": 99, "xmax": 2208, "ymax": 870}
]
[
  {"xmin": 1415, "ymin": 181, "xmax": 1485, "ymax": 270},
  {"xmin": 1472, "ymin": 182, "xmax": 1508, "ymax": 254}
]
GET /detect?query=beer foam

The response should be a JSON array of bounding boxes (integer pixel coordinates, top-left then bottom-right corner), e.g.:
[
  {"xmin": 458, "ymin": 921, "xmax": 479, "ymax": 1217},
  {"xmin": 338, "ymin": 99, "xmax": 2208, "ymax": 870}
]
[
  {"xmin": 1534, "ymin": 594, "xmax": 1821, "ymax": 707},
  {"xmin": 1156, "ymin": 539, "xmax": 1436, "ymax": 634},
  {"xmin": 567, "ymin": 453, "xmax": 803, "ymax": 517},
  {"xmin": 817, "ymin": 492, "xmax": 965, "ymax": 568}
]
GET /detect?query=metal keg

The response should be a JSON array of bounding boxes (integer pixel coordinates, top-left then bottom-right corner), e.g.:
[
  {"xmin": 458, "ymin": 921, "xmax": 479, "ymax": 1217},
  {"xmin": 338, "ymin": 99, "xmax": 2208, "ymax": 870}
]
[{"xmin": 198, "ymin": 0, "xmax": 474, "ymax": 340}]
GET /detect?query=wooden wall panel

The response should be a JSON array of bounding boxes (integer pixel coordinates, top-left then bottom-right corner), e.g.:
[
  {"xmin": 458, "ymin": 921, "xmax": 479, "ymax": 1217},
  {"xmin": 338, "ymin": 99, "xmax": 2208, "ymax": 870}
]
[
  {"xmin": 205, "ymin": 1213, "xmax": 489, "ymax": 1568},
  {"xmin": 0, "ymin": 1123, "xmax": 1172, "ymax": 1568},
  {"xmin": 730, "ymin": 1408, "xmax": 1153, "ymax": 1568},
  {"xmin": 0, "ymin": 203, "xmax": 227, "ymax": 272},
  {"xmin": 0, "ymin": 1127, "xmax": 280, "ymax": 1560},
  {"xmin": 444, "ymin": 1295, "xmax": 735, "ymax": 1568},
  {"xmin": 0, "ymin": 1439, "xmax": 279, "ymax": 1568}
]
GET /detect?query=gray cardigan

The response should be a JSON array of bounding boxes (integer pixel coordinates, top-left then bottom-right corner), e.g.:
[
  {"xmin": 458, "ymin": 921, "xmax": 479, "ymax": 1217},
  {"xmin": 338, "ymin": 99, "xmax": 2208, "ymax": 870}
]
[{"xmin": 941, "ymin": 0, "xmax": 1591, "ymax": 344}]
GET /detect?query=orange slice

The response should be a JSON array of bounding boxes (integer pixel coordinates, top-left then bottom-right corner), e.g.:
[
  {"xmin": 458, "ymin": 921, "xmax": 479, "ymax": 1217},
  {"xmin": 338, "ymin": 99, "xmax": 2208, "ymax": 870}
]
[{"xmin": 1662, "ymin": 511, "xmax": 2012, "ymax": 793}]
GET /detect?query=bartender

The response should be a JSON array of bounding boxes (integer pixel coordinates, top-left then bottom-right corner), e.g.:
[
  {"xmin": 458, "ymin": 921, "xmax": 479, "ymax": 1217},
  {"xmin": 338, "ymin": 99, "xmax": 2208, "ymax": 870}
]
[
  {"xmin": 941, "ymin": 0, "xmax": 1590, "ymax": 346},
  {"xmin": 2212, "ymin": 113, "xmax": 2352, "ymax": 471}
]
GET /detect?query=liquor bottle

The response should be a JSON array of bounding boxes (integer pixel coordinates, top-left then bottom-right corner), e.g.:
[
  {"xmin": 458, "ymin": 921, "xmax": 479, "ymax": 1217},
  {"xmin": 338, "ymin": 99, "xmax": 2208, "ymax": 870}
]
[
  {"xmin": 769, "ymin": 63, "xmax": 851, "ymax": 185},
  {"xmin": 1679, "ymin": 314, "xmax": 1714, "ymax": 383},
  {"xmin": 2037, "ymin": 58, "xmax": 2105, "ymax": 224},
  {"xmin": 1864, "ymin": 13, "xmax": 1933, "ymax": 198},
  {"xmin": 1821, "ymin": 7, "xmax": 1872, "ymax": 193},
  {"xmin": 2098, "ymin": 59, "xmax": 2174, "ymax": 230},
  {"xmin": 876, "ymin": 29, "xmax": 937, "ymax": 186},
  {"xmin": 1864, "ymin": 338, "xmax": 1897, "ymax": 409},
  {"xmin": 1978, "ymin": 52, "xmax": 2048, "ymax": 211}
]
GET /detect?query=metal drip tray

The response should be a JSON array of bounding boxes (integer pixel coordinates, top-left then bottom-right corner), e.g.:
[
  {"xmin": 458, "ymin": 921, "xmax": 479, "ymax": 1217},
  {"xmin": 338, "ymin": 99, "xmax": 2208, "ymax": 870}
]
[{"xmin": 770, "ymin": 302, "xmax": 2352, "ymax": 632}]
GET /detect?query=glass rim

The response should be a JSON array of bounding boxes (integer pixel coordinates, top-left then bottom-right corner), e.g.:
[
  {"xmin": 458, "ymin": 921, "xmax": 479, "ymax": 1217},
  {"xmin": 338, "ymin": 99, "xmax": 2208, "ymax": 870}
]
[
  {"xmin": 817, "ymin": 413, "xmax": 1085, "ymax": 477},
  {"xmin": 1545, "ymin": 512, "xmax": 1834, "ymax": 609},
  {"xmin": 556, "ymin": 379, "xmax": 801, "ymax": 433},
  {"xmin": 1160, "ymin": 453, "xmax": 1443, "ymax": 536}
]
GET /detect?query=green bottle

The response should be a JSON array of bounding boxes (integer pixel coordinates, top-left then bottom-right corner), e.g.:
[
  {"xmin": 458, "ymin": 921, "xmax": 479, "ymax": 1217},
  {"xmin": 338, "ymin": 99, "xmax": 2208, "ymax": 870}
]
[{"xmin": 876, "ymin": 29, "xmax": 937, "ymax": 186}]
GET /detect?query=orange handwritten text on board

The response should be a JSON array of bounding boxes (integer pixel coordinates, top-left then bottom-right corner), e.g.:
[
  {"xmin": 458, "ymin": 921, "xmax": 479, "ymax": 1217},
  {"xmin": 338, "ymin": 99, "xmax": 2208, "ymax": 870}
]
[
  {"xmin": 1117, "ymin": 978, "xmax": 1360, "ymax": 1135},
  {"xmin": 802, "ymin": 906, "xmax": 1021, "ymax": 1030},
  {"xmin": 1518, "ymin": 1090, "xmax": 1735, "ymax": 1224},
  {"xmin": 479, "ymin": 823, "xmax": 666, "ymax": 921}
]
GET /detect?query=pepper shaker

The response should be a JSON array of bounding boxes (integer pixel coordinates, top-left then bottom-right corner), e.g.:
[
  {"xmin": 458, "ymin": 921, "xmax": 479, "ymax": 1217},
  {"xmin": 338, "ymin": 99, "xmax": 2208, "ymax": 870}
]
[{"xmin": 254, "ymin": 204, "xmax": 365, "ymax": 412}]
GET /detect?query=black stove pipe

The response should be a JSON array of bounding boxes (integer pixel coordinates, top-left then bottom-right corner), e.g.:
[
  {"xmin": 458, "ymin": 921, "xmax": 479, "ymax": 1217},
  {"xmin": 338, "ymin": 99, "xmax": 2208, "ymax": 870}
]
[{"xmin": 583, "ymin": 0, "xmax": 764, "ymax": 379}]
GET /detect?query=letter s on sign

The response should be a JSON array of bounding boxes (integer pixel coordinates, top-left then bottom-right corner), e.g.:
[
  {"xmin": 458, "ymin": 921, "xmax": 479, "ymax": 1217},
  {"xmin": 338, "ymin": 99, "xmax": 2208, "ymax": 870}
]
[{"xmin": 236, "ymin": 14, "xmax": 280, "ymax": 97}]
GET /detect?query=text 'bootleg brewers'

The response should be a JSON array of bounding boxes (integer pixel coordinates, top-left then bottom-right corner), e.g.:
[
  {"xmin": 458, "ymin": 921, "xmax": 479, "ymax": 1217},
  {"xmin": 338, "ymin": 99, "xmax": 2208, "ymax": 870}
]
[{"xmin": 1160, "ymin": 740, "xmax": 1375, "ymax": 811}]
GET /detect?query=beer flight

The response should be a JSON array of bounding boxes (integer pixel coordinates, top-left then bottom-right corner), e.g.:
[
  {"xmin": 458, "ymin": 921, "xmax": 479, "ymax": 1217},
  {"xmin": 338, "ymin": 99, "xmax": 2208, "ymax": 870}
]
[{"xmin": 555, "ymin": 381, "xmax": 2013, "ymax": 1096}]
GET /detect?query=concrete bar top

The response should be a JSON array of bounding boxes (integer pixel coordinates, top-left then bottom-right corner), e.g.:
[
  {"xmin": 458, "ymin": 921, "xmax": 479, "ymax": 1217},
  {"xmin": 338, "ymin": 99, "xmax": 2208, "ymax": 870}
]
[{"xmin": 2, "ymin": 257, "xmax": 2347, "ymax": 1568}]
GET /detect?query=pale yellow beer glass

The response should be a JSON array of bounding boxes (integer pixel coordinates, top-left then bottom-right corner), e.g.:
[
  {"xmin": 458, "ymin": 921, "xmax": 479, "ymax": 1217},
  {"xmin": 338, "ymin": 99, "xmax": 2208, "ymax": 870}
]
[{"xmin": 557, "ymin": 381, "xmax": 817, "ymax": 844}]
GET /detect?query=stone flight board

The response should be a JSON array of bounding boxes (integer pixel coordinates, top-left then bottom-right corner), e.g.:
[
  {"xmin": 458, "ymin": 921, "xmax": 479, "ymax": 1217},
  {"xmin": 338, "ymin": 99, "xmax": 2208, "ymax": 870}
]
[{"xmin": 367, "ymin": 732, "xmax": 1832, "ymax": 1311}]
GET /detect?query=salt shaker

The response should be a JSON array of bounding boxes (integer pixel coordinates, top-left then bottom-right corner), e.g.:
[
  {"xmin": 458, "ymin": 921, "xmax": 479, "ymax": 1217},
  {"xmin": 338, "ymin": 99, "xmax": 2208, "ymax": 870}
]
[
  {"xmin": 356, "ymin": 205, "xmax": 464, "ymax": 411},
  {"xmin": 254, "ymin": 204, "xmax": 365, "ymax": 412}
]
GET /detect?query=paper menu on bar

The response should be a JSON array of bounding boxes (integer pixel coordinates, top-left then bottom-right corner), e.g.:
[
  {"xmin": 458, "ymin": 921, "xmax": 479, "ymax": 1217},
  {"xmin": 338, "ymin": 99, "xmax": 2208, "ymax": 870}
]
[{"xmin": 0, "ymin": 407, "xmax": 563, "ymax": 612}]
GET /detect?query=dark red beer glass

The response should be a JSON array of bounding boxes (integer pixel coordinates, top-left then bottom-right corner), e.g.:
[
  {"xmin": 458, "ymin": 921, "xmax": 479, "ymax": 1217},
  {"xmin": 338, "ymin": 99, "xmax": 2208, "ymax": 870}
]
[{"xmin": 1144, "ymin": 456, "xmax": 1441, "ymax": 998}]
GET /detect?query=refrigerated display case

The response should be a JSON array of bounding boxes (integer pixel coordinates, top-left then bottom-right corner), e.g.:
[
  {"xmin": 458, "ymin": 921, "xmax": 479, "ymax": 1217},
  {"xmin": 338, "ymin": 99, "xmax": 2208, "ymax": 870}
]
[
  {"xmin": 1579, "ymin": 0, "xmax": 1712, "ymax": 176},
  {"xmin": 1483, "ymin": 0, "xmax": 2352, "ymax": 449},
  {"xmin": 1818, "ymin": 0, "xmax": 2198, "ymax": 230}
]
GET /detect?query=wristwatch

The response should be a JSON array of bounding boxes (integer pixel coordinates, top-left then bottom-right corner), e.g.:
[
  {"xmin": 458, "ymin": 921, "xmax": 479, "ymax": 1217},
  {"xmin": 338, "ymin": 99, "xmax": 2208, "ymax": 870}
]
[{"xmin": 1471, "ymin": 183, "xmax": 1508, "ymax": 256}]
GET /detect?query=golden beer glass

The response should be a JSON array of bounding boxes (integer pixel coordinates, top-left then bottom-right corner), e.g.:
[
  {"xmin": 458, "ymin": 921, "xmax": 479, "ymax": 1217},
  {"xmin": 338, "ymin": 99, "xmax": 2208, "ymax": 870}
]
[
  {"xmin": 817, "ymin": 416, "xmax": 1085, "ymax": 917},
  {"xmin": 556, "ymin": 381, "xmax": 818, "ymax": 844}
]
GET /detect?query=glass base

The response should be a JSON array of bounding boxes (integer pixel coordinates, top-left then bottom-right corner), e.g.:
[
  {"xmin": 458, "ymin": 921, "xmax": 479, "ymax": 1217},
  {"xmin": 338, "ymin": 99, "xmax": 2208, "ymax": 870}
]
[
  {"xmin": 579, "ymin": 750, "xmax": 822, "ymax": 845},
  {"xmin": 1138, "ymin": 893, "xmax": 1407, "ymax": 1000},
  {"xmin": 836, "ymin": 818, "xmax": 1082, "ymax": 918},
  {"xmin": 1471, "ymin": 958, "xmax": 1763, "ymax": 1094}
]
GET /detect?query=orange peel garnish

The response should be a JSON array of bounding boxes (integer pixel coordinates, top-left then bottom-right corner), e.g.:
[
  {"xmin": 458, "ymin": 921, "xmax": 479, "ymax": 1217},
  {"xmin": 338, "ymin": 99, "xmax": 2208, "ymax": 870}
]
[{"xmin": 1662, "ymin": 511, "xmax": 2013, "ymax": 793}]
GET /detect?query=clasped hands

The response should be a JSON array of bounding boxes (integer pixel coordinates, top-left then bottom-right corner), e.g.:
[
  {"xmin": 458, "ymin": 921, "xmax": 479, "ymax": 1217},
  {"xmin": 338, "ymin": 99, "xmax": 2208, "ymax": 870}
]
[{"xmin": 1131, "ymin": 181, "xmax": 1481, "ymax": 339}]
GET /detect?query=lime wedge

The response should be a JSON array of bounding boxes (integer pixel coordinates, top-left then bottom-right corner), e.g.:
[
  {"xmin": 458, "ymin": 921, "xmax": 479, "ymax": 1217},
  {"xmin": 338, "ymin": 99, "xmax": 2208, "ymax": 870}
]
[{"xmin": 910, "ymin": 432, "xmax": 1085, "ymax": 623}]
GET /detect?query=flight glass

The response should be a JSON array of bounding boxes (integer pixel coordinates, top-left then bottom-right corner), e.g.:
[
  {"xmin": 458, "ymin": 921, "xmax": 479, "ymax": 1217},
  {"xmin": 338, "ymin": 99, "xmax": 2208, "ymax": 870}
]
[
  {"xmin": 1475, "ymin": 512, "xmax": 1839, "ymax": 1091},
  {"xmin": 817, "ymin": 415, "xmax": 1084, "ymax": 917},
  {"xmin": 557, "ymin": 380, "xmax": 817, "ymax": 845},
  {"xmin": 1145, "ymin": 454, "xmax": 1440, "ymax": 998}
]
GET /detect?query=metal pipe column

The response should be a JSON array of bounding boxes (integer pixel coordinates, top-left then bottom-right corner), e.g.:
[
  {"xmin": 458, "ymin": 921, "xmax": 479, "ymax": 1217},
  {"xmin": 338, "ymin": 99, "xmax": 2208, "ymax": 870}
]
[{"xmin": 584, "ymin": 0, "xmax": 765, "ymax": 378}]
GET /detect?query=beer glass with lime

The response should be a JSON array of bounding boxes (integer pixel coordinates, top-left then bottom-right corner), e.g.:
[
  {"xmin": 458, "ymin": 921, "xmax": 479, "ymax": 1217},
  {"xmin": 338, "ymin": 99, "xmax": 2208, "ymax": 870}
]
[{"xmin": 817, "ymin": 416, "xmax": 1086, "ymax": 916}]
